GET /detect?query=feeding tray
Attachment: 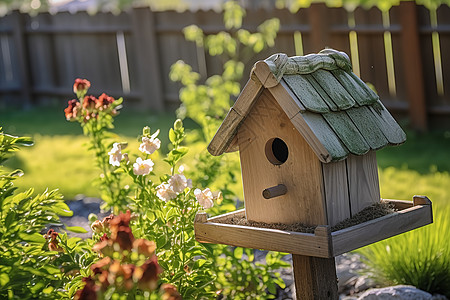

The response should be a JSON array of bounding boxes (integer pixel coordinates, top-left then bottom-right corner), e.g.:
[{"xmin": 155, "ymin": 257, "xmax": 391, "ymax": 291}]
[{"xmin": 194, "ymin": 197, "xmax": 432, "ymax": 258}]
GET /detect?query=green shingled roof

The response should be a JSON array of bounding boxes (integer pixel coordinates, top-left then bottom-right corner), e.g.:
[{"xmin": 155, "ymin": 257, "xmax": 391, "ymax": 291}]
[
  {"xmin": 264, "ymin": 49, "xmax": 406, "ymax": 161},
  {"xmin": 207, "ymin": 49, "xmax": 406, "ymax": 162}
]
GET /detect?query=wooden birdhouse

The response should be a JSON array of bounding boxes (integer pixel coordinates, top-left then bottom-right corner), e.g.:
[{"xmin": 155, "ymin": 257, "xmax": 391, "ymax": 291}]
[
  {"xmin": 208, "ymin": 48, "xmax": 409, "ymax": 227},
  {"xmin": 194, "ymin": 49, "xmax": 433, "ymax": 299}
]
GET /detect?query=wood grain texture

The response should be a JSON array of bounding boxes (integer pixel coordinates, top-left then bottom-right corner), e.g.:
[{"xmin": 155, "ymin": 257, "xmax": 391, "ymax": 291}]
[
  {"xmin": 346, "ymin": 151, "xmax": 380, "ymax": 216},
  {"xmin": 207, "ymin": 108, "xmax": 243, "ymax": 156},
  {"xmin": 238, "ymin": 90, "xmax": 327, "ymax": 225},
  {"xmin": 251, "ymin": 60, "xmax": 279, "ymax": 88},
  {"xmin": 284, "ymin": 74, "xmax": 331, "ymax": 113},
  {"xmin": 268, "ymin": 79, "xmax": 306, "ymax": 119},
  {"xmin": 224, "ymin": 135, "xmax": 239, "ymax": 153},
  {"xmin": 311, "ymin": 69, "xmax": 355, "ymax": 110},
  {"xmin": 322, "ymin": 160, "xmax": 351, "ymax": 226},
  {"xmin": 332, "ymin": 200, "xmax": 433, "ymax": 256},
  {"xmin": 232, "ymin": 78, "xmax": 264, "ymax": 117},
  {"xmin": 293, "ymin": 112, "xmax": 348, "ymax": 162},
  {"xmin": 207, "ymin": 208, "xmax": 246, "ymax": 222},
  {"xmin": 292, "ymin": 255, "xmax": 338, "ymax": 300},
  {"xmin": 194, "ymin": 222, "xmax": 332, "ymax": 257},
  {"xmin": 322, "ymin": 111, "xmax": 370, "ymax": 156},
  {"xmin": 346, "ymin": 106, "xmax": 389, "ymax": 150}
]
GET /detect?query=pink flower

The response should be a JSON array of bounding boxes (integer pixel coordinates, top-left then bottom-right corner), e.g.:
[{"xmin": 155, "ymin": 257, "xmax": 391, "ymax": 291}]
[
  {"xmin": 156, "ymin": 183, "xmax": 177, "ymax": 202},
  {"xmin": 108, "ymin": 143, "xmax": 123, "ymax": 167},
  {"xmin": 168, "ymin": 173, "xmax": 189, "ymax": 193},
  {"xmin": 139, "ymin": 136, "xmax": 161, "ymax": 155},
  {"xmin": 194, "ymin": 188, "xmax": 214, "ymax": 209},
  {"xmin": 133, "ymin": 157, "xmax": 154, "ymax": 176}
]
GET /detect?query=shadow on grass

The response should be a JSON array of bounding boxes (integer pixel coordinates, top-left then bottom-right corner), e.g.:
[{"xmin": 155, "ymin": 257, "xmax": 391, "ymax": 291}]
[
  {"xmin": 0, "ymin": 104, "xmax": 200, "ymax": 151},
  {"xmin": 376, "ymin": 130, "xmax": 450, "ymax": 174}
]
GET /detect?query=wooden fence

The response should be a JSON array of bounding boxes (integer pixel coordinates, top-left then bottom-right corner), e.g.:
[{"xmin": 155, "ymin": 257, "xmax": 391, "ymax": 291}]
[{"xmin": 0, "ymin": 3, "xmax": 449, "ymax": 130}]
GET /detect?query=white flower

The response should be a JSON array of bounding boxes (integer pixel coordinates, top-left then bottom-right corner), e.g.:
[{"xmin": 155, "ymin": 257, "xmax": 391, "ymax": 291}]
[
  {"xmin": 133, "ymin": 157, "xmax": 154, "ymax": 176},
  {"xmin": 156, "ymin": 183, "xmax": 177, "ymax": 202},
  {"xmin": 194, "ymin": 188, "xmax": 214, "ymax": 209},
  {"xmin": 139, "ymin": 135, "xmax": 161, "ymax": 155},
  {"xmin": 108, "ymin": 143, "xmax": 123, "ymax": 166},
  {"xmin": 168, "ymin": 173, "xmax": 189, "ymax": 193}
]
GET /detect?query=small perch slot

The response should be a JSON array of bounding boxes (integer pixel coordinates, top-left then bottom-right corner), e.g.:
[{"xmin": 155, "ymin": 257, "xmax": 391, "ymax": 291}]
[{"xmin": 263, "ymin": 184, "xmax": 287, "ymax": 199}]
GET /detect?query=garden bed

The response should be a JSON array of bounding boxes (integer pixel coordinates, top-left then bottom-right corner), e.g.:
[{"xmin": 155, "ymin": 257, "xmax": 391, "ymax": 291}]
[{"xmin": 194, "ymin": 197, "xmax": 433, "ymax": 258}]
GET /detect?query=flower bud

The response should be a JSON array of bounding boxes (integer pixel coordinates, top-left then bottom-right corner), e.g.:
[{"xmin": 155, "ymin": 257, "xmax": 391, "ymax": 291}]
[
  {"xmin": 91, "ymin": 220, "xmax": 104, "ymax": 234},
  {"xmin": 73, "ymin": 78, "xmax": 91, "ymax": 99},
  {"xmin": 174, "ymin": 119, "xmax": 183, "ymax": 130},
  {"xmin": 88, "ymin": 213, "xmax": 98, "ymax": 223},
  {"xmin": 143, "ymin": 126, "xmax": 151, "ymax": 136}
]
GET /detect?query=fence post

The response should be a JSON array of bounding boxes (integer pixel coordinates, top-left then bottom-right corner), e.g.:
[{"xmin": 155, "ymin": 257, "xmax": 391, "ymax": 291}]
[
  {"xmin": 131, "ymin": 8, "xmax": 164, "ymax": 111},
  {"xmin": 11, "ymin": 11, "xmax": 32, "ymax": 108},
  {"xmin": 399, "ymin": 1, "xmax": 427, "ymax": 131},
  {"xmin": 308, "ymin": 3, "xmax": 330, "ymax": 53}
]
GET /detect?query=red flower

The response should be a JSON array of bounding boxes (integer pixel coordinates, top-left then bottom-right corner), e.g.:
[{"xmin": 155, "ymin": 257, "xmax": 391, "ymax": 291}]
[
  {"xmin": 74, "ymin": 276, "xmax": 98, "ymax": 300},
  {"xmin": 133, "ymin": 239, "xmax": 156, "ymax": 257},
  {"xmin": 160, "ymin": 283, "xmax": 182, "ymax": 300},
  {"xmin": 109, "ymin": 210, "xmax": 132, "ymax": 229},
  {"xmin": 73, "ymin": 78, "xmax": 91, "ymax": 95},
  {"xmin": 64, "ymin": 99, "xmax": 81, "ymax": 121},
  {"xmin": 43, "ymin": 229, "xmax": 64, "ymax": 252},
  {"xmin": 96, "ymin": 93, "xmax": 115, "ymax": 111},
  {"xmin": 136, "ymin": 256, "xmax": 162, "ymax": 291},
  {"xmin": 113, "ymin": 226, "xmax": 135, "ymax": 251},
  {"xmin": 90, "ymin": 257, "xmax": 111, "ymax": 275},
  {"xmin": 82, "ymin": 95, "xmax": 97, "ymax": 112}
]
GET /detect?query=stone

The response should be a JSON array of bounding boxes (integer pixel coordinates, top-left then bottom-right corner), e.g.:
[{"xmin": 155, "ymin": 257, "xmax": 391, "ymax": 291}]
[{"xmin": 358, "ymin": 285, "xmax": 433, "ymax": 300}]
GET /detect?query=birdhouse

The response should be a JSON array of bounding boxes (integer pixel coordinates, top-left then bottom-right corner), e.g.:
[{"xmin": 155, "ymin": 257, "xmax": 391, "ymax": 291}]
[
  {"xmin": 208, "ymin": 48, "xmax": 411, "ymax": 227},
  {"xmin": 196, "ymin": 49, "xmax": 432, "ymax": 257},
  {"xmin": 194, "ymin": 49, "xmax": 433, "ymax": 299}
]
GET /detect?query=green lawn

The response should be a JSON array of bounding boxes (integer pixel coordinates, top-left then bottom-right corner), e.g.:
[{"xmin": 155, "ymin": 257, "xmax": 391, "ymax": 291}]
[{"xmin": 0, "ymin": 105, "xmax": 200, "ymax": 199}]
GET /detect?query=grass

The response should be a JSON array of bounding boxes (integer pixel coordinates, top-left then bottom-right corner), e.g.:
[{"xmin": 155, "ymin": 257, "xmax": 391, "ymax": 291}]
[{"xmin": 0, "ymin": 104, "xmax": 200, "ymax": 199}]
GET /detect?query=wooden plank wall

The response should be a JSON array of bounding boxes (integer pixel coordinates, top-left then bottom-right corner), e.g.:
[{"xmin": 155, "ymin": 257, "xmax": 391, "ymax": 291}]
[{"xmin": 0, "ymin": 3, "xmax": 449, "ymax": 129}]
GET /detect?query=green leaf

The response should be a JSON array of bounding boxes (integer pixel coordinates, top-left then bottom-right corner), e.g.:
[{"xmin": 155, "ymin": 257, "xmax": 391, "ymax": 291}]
[
  {"xmin": 234, "ymin": 247, "xmax": 243, "ymax": 259},
  {"xmin": 49, "ymin": 202, "xmax": 73, "ymax": 217},
  {"xmin": 14, "ymin": 136, "xmax": 34, "ymax": 146},
  {"xmin": 65, "ymin": 226, "xmax": 88, "ymax": 233},
  {"xmin": 19, "ymin": 232, "xmax": 46, "ymax": 244},
  {"xmin": 4, "ymin": 211, "xmax": 16, "ymax": 229},
  {"xmin": 0, "ymin": 273, "xmax": 9, "ymax": 287},
  {"xmin": 169, "ymin": 128, "xmax": 176, "ymax": 144}
]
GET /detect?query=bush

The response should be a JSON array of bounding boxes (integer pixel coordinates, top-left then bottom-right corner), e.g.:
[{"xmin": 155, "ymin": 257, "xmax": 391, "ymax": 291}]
[{"xmin": 357, "ymin": 207, "xmax": 450, "ymax": 297}]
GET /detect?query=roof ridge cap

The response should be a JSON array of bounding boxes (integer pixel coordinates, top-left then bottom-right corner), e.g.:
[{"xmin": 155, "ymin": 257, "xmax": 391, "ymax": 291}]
[{"xmin": 264, "ymin": 48, "xmax": 352, "ymax": 82}]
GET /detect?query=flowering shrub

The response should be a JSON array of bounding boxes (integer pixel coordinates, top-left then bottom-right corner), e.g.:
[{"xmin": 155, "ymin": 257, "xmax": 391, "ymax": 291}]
[
  {"xmin": 0, "ymin": 129, "xmax": 96, "ymax": 299},
  {"xmin": 64, "ymin": 79, "xmax": 128, "ymax": 213},
  {"xmin": 65, "ymin": 77, "xmax": 289, "ymax": 298},
  {"xmin": 74, "ymin": 211, "xmax": 182, "ymax": 299}
]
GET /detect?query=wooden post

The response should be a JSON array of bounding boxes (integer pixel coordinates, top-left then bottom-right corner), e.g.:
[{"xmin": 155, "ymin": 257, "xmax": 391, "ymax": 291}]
[
  {"xmin": 292, "ymin": 255, "xmax": 338, "ymax": 299},
  {"xmin": 308, "ymin": 3, "xmax": 330, "ymax": 53},
  {"xmin": 11, "ymin": 11, "xmax": 32, "ymax": 108},
  {"xmin": 131, "ymin": 8, "xmax": 164, "ymax": 111},
  {"xmin": 399, "ymin": 1, "xmax": 427, "ymax": 131}
]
